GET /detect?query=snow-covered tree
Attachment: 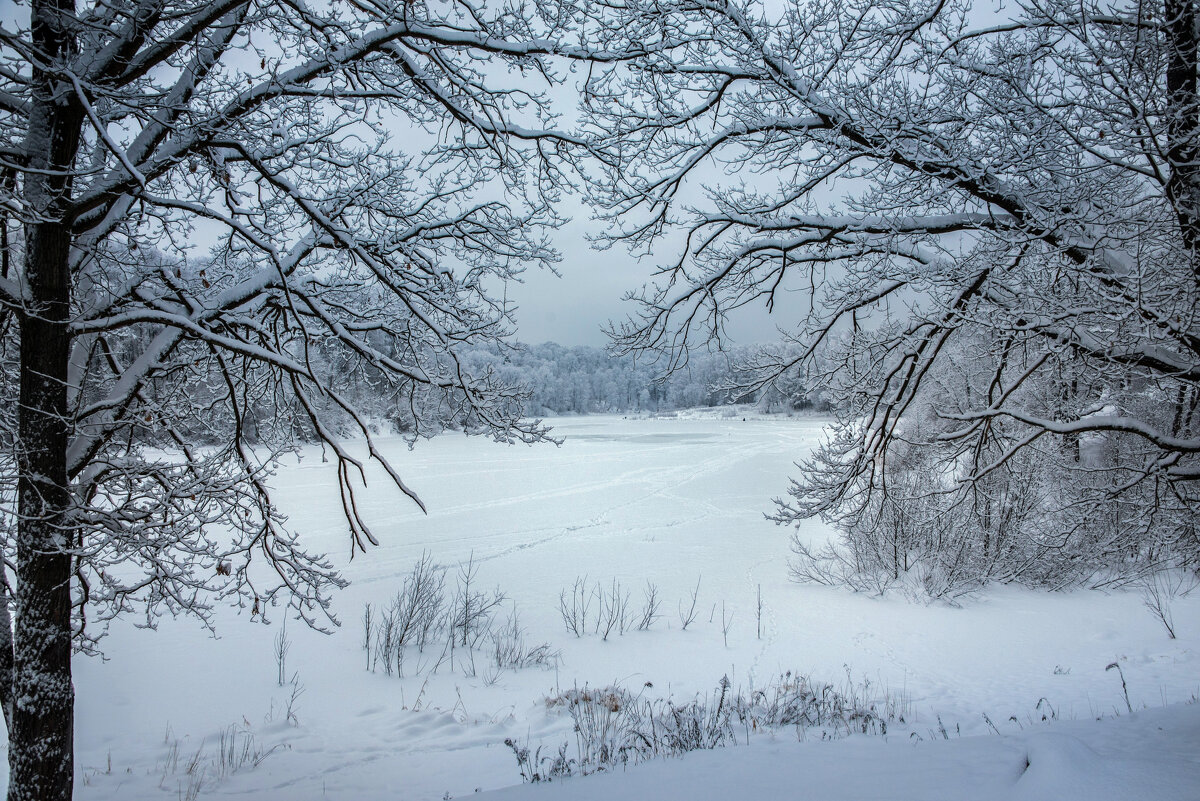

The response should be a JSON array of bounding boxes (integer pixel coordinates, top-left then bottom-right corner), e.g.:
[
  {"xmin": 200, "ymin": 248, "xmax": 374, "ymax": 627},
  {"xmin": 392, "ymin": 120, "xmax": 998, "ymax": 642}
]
[
  {"xmin": 587, "ymin": 0, "xmax": 1200, "ymax": 586},
  {"xmin": 0, "ymin": 1, "xmax": 671, "ymax": 797}
]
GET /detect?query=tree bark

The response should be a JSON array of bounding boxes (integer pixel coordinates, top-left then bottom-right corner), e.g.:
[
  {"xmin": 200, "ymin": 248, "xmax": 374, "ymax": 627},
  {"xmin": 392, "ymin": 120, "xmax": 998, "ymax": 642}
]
[
  {"xmin": 0, "ymin": 569, "xmax": 14, "ymax": 735},
  {"xmin": 11, "ymin": 222, "xmax": 75, "ymax": 801},
  {"xmin": 10, "ymin": 2, "xmax": 83, "ymax": 799},
  {"xmin": 1165, "ymin": 0, "xmax": 1200, "ymax": 286}
]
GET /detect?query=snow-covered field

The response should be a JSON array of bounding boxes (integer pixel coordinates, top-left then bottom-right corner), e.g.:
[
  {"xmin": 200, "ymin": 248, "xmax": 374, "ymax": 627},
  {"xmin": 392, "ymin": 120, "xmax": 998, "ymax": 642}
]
[{"xmin": 30, "ymin": 414, "xmax": 1200, "ymax": 799}]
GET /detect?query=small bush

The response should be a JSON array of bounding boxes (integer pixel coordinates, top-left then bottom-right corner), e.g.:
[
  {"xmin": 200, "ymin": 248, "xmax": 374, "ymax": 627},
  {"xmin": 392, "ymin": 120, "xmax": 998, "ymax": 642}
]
[
  {"xmin": 367, "ymin": 552, "xmax": 448, "ymax": 675},
  {"xmin": 523, "ymin": 669, "xmax": 907, "ymax": 781},
  {"xmin": 448, "ymin": 552, "xmax": 505, "ymax": 649},
  {"xmin": 557, "ymin": 576, "xmax": 663, "ymax": 638},
  {"xmin": 490, "ymin": 609, "xmax": 560, "ymax": 671},
  {"xmin": 365, "ymin": 552, "xmax": 554, "ymax": 680},
  {"xmin": 159, "ymin": 725, "xmax": 282, "ymax": 799},
  {"xmin": 558, "ymin": 576, "xmax": 592, "ymax": 638},
  {"xmin": 1141, "ymin": 569, "xmax": 1198, "ymax": 639},
  {"xmin": 637, "ymin": 581, "xmax": 662, "ymax": 631},
  {"xmin": 504, "ymin": 739, "xmax": 575, "ymax": 783}
]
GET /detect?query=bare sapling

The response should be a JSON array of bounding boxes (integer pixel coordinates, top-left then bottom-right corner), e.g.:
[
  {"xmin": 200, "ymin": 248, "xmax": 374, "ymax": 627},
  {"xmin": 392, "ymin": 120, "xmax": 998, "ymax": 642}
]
[
  {"xmin": 285, "ymin": 676, "xmax": 305, "ymax": 726},
  {"xmin": 756, "ymin": 584, "xmax": 763, "ymax": 641},
  {"xmin": 559, "ymin": 576, "xmax": 592, "ymax": 637},
  {"xmin": 595, "ymin": 579, "xmax": 631, "ymax": 641},
  {"xmin": 637, "ymin": 582, "xmax": 662, "ymax": 631},
  {"xmin": 1140, "ymin": 570, "xmax": 1197, "ymax": 640},
  {"xmin": 450, "ymin": 553, "xmax": 506, "ymax": 649},
  {"xmin": 274, "ymin": 620, "xmax": 291, "ymax": 687},
  {"xmin": 679, "ymin": 576, "xmax": 701, "ymax": 631},
  {"xmin": 362, "ymin": 604, "xmax": 374, "ymax": 671},
  {"xmin": 396, "ymin": 552, "xmax": 448, "ymax": 652}
]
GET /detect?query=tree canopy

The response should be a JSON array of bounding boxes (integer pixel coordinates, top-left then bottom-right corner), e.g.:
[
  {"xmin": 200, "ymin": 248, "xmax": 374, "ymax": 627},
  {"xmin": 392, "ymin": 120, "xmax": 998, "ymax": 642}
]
[{"xmin": 586, "ymin": 0, "xmax": 1200, "ymax": 592}]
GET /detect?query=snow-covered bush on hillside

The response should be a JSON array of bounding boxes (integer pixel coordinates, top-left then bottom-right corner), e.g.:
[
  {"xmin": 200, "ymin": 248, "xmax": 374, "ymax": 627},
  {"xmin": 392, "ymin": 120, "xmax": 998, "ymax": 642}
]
[{"xmin": 787, "ymin": 339, "xmax": 1199, "ymax": 596}]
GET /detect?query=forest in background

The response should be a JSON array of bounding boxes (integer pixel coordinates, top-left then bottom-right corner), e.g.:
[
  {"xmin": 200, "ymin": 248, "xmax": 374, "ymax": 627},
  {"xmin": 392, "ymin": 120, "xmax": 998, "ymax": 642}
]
[{"xmin": 460, "ymin": 342, "xmax": 825, "ymax": 417}]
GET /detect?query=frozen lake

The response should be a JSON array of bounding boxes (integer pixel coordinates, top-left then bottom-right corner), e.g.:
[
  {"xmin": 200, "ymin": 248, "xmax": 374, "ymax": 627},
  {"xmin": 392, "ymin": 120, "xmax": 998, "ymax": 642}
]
[{"xmin": 47, "ymin": 413, "xmax": 1200, "ymax": 799}]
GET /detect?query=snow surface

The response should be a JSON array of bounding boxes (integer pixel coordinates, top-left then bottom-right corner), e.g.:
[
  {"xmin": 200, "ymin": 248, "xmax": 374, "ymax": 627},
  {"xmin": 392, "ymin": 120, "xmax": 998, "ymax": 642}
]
[
  {"xmin": 480, "ymin": 704, "xmax": 1200, "ymax": 801},
  {"xmin": 16, "ymin": 414, "xmax": 1199, "ymax": 799}
]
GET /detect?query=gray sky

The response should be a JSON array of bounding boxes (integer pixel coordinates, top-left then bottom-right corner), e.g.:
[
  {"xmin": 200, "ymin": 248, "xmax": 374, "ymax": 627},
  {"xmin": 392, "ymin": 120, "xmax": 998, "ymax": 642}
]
[
  {"xmin": 504, "ymin": 213, "xmax": 645, "ymax": 347},
  {"xmin": 506, "ymin": 224, "xmax": 790, "ymax": 348},
  {"xmin": 505, "ymin": 194, "xmax": 798, "ymax": 348}
]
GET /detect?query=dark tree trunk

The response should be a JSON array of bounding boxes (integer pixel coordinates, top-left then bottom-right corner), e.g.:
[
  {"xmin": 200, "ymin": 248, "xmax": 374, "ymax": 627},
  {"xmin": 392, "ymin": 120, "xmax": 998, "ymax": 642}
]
[
  {"xmin": 1165, "ymin": 0, "xmax": 1200, "ymax": 285},
  {"xmin": 0, "ymin": 569, "xmax": 14, "ymax": 734},
  {"xmin": 12, "ymin": 222, "xmax": 75, "ymax": 801},
  {"xmin": 10, "ymin": 2, "xmax": 83, "ymax": 800}
]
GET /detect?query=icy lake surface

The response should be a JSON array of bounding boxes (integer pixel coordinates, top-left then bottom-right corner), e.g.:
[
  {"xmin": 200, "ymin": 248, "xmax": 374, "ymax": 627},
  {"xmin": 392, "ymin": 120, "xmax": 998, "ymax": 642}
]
[{"xmin": 40, "ymin": 414, "xmax": 1200, "ymax": 799}]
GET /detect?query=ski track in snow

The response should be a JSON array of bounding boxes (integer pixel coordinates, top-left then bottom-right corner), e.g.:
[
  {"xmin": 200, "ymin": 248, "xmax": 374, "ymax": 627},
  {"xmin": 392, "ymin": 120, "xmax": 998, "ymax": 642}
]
[{"xmin": 337, "ymin": 421, "xmax": 788, "ymax": 585}]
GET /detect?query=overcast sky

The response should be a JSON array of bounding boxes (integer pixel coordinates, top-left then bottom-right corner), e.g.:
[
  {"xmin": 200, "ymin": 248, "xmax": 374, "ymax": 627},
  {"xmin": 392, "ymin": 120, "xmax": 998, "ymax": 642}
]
[
  {"xmin": 506, "ymin": 222, "xmax": 792, "ymax": 348},
  {"xmin": 505, "ymin": 189, "xmax": 801, "ymax": 348},
  {"xmin": 503, "ymin": 209, "xmax": 655, "ymax": 348}
]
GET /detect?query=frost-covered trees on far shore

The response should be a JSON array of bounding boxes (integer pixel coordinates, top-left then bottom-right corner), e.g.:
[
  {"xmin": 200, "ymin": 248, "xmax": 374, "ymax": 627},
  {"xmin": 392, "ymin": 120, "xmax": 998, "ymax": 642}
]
[
  {"xmin": 585, "ymin": 0, "xmax": 1200, "ymax": 592},
  {"xmin": 460, "ymin": 342, "xmax": 828, "ymax": 416},
  {"xmin": 126, "ymin": 336, "xmax": 828, "ymax": 440}
]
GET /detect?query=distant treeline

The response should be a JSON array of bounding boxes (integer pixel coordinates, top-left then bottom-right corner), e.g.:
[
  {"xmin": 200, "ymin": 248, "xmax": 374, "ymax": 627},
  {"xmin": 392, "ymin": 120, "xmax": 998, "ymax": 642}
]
[
  {"xmin": 101, "ymin": 327, "xmax": 822, "ymax": 448},
  {"xmin": 461, "ymin": 342, "xmax": 824, "ymax": 416}
]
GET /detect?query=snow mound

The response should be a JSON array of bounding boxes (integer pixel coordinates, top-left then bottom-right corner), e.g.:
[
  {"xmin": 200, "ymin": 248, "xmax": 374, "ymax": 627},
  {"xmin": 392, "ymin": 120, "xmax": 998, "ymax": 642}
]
[{"xmin": 1013, "ymin": 719, "xmax": 1200, "ymax": 801}]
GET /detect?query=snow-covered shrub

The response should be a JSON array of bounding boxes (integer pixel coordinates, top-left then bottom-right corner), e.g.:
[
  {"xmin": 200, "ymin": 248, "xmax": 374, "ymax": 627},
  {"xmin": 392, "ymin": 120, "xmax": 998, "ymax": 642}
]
[
  {"xmin": 558, "ymin": 576, "xmax": 592, "ymax": 637},
  {"xmin": 678, "ymin": 575, "xmax": 701, "ymax": 630},
  {"xmin": 595, "ymin": 578, "xmax": 631, "ymax": 640},
  {"xmin": 556, "ymin": 576, "xmax": 662, "ymax": 638},
  {"xmin": 1140, "ymin": 570, "xmax": 1198, "ymax": 639},
  {"xmin": 545, "ymin": 680, "xmax": 735, "ymax": 772},
  {"xmin": 636, "ymin": 581, "xmax": 663, "ymax": 631},
  {"xmin": 489, "ymin": 609, "xmax": 560, "ymax": 671},
  {"xmin": 158, "ymin": 725, "xmax": 282, "ymax": 800},
  {"xmin": 448, "ymin": 553, "xmax": 506, "ymax": 649},
  {"xmin": 365, "ymin": 553, "xmax": 556, "ymax": 679},
  {"xmin": 522, "ymin": 670, "xmax": 906, "ymax": 781},
  {"xmin": 785, "ymin": 339, "xmax": 1200, "ymax": 598},
  {"xmin": 503, "ymin": 739, "xmax": 575, "ymax": 783},
  {"xmin": 737, "ymin": 670, "xmax": 902, "ymax": 734},
  {"xmin": 367, "ymin": 552, "xmax": 448, "ymax": 675}
]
